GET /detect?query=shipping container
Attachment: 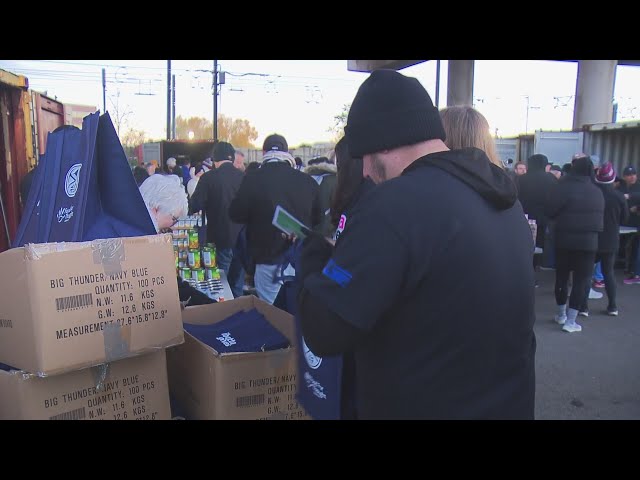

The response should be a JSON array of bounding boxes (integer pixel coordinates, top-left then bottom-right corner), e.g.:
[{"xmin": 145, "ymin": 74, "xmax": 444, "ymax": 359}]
[{"xmin": 0, "ymin": 69, "xmax": 36, "ymax": 252}]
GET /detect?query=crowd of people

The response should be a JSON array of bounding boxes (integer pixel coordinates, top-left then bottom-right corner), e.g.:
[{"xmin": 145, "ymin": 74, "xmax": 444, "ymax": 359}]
[{"xmin": 130, "ymin": 69, "xmax": 638, "ymax": 420}]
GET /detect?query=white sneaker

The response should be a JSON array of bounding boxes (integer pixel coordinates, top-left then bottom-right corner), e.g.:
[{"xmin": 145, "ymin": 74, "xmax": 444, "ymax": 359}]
[
  {"xmin": 589, "ymin": 289, "xmax": 603, "ymax": 299},
  {"xmin": 555, "ymin": 315, "xmax": 567, "ymax": 325},
  {"xmin": 578, "ymin": 310, "xmax": 589, "ymax": 317},
  {"xmin": 562, "ymin": 322, "xmax": 582, "ymax": 333},
  {"xmin": 607, "ymin": 309, "xmax": 619, "ymax": 316}
]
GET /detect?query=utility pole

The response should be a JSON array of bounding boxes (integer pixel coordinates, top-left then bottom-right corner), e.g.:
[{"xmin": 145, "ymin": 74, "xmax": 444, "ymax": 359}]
[
  {"xmin": 213, "ymin": 60, "xmax": 218, "ymax": 141},
  {"xmin": 435, "ymin": 60, "xmax": 441, "ymax": 108},
  {"xmin": 166, "ymin": 60, "xmax": 171, "ymax": 141},
  {"xmin": 102, "ymin": 68, "xmax": 106, "ymax": 113},
  {"xmin": 172, "ymin": 74, "xmax": 176, "ymax": 140}
]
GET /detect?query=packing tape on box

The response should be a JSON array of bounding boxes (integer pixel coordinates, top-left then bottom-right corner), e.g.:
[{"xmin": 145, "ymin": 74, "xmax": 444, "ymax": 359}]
[
  {"xmin": 92, "ymin": 363, "xmax": 111, "ymax": 392},
  {"xmin": 91, "ymin": 238, "xmax": 125, "ymax": 276},
  {"xmin": 103, "ymin": 322, "xmax": 132, "ymax": 364}
]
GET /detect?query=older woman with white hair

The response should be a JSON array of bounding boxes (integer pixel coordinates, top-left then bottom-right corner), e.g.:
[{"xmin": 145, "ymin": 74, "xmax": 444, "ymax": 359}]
[{"xmin": 139, "ymin": 174, "xmax": 188, "ymax": 232}]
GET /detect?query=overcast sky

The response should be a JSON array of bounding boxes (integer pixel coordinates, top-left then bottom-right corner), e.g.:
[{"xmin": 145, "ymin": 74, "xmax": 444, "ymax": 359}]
[{"xmin": 1, "ymin": 60, "xmax": 638, "ymax": 147}]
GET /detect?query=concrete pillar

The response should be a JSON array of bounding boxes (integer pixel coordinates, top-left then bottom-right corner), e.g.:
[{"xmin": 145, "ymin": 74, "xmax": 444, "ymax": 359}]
[
  {"xmin": 447, "ymin": 60, "xmax": 474, "ymax": 106},
  {"xmin": 573, "ymin": 60, "xmax": 617, "ymax": 129},
  {"xmin": 347, "ymin": 60, "xmax": 425, "ymax": 72}
]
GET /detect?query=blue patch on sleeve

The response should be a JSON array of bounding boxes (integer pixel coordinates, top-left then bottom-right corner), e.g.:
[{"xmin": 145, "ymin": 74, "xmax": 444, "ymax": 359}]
[{"xmin": 322, "ymin": 259, "xmax": 352, "ymax": 287}]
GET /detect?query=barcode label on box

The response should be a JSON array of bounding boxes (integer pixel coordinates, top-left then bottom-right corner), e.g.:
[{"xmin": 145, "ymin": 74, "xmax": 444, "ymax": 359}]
[
  {"xmin": 49, "ymin": 407, "xmax": 87, "ymax": 420},
  {"xmin": 55, "ymin": 293, "xmax": 93, "ymax": 311},
  {"xmin": 236, "ymin": 394, "xmax": 265, "ymax": 408}
]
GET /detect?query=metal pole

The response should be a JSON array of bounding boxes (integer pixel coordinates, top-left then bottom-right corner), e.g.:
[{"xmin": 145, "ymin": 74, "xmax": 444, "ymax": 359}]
[
  {"xmin": 526, "ymin": 96, "xmax": 529, "ymax": 135},
  {"xmin": 102, "ymin": 68, "xmax": 106, "ymax": 113},
  {"xmin": 167, "ymin": 60, "xmax": 171, "ymax": 141},
  {"xmin": 172, "ymin": 74, "xmax": 176, "ymax": 140},
  {"xmin": 213, "ymin": 61, "xmax": 219, "ymax": 141},
  {"xmin": 435, "ymin": 60, "xmax": 441, "ymax": 108}
]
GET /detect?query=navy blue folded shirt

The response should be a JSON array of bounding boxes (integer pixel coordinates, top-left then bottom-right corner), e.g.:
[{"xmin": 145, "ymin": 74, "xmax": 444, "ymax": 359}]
[
  {"xmin": 184, "ymin": 308, "xmax": 290, "ymax": 354},
  {"xmin": 0, "ymin": 363, "xmax": 17, "ymax": 372}
]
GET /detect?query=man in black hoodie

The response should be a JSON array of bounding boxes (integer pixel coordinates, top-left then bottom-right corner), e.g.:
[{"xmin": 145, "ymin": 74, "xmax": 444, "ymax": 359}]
[
  {"xmin": 229, "ymin": 134, "xmax": 321, "ymax": 304},
  {"xmin": 518, "ymin": 153, "xmax": 558, "ymax": 248},
  {"xmin": 295, "ymin": 70, "xmax": 536, "ymax": 419},
  {"xmin": 190, "ymin": 141, "xmax": 245, "ymax": 297}
]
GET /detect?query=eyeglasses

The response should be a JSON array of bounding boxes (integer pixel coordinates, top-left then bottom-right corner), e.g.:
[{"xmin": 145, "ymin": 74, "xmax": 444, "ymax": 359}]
[{"xmin": 171, "ymin": 214, "xmax": 179, "ymax": 226}]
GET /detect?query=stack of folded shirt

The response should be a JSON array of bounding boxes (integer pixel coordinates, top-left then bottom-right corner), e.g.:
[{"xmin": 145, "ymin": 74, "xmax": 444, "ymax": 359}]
[{"xmin": 183, "ymin": 308, "xmax": 290, "ymax": 354}]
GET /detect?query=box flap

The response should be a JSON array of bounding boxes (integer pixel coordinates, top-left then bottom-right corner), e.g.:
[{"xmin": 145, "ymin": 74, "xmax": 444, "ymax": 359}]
[{"xmin": 0, "ymin": 247, "xmax": 37, "ymax": 373}]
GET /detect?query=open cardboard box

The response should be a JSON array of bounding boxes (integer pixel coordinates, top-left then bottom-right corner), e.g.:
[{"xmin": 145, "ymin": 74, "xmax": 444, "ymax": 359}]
[{"xmin": 167, "ymin": 296, "xmax": 310, "ymax": 420}]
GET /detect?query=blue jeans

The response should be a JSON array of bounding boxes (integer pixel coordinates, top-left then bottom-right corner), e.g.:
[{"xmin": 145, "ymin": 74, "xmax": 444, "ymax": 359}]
[
  {"xmin": 254, "ymin": 264, "xmax": 284, "ymax": 305},
  {"xmin": 593, "ymin": 261, "xmax": 604, "ymax": 282},
  {"xmin": 216, "ymin": 248, "xmax": 245, "ymax": 299}
]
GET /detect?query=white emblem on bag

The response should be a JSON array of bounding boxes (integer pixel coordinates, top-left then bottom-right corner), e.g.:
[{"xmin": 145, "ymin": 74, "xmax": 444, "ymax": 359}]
[
  {"xmin": 216, "ymin": 332, "xmax": 237, "ymax": 347},
  {"xmin": 302, "ymin": 337, "xmax": 322, "ymax": 369},
  {"xmin": 65, "ymin": 163, "xmax": 83, "ymax": 198},
  {"xmin": 57, "ymin": 206, "xmax": 74, "ymax": 223}
]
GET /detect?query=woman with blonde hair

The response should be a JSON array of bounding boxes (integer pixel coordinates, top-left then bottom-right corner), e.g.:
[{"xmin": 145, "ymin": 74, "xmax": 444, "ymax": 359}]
[{"xmin": 439, "ymin": 105, "xmax": 503, "ymax": 168}]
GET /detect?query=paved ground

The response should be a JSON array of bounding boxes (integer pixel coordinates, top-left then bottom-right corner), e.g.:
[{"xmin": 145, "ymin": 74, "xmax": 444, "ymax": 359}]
[{"xmin": 533, "ymin": 269, "xmax": 640, "ymax": 419}]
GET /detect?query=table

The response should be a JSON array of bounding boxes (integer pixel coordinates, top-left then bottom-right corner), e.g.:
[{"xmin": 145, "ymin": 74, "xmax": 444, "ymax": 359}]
[
  {"xmin": 190, "ymin": 270, "xmax": 234, "ymax": 302},
  {"xmin": 620, "ymin": 226, "xmax": 638, "ymax": 235},
  {"xmin": 534, "ymin": 247, "xmax": 543, "ymax": 255}
]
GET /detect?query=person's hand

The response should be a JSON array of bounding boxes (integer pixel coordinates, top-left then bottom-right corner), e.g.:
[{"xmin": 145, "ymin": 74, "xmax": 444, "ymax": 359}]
[
  {"xmin": 298, "ymin": 231, "xmax": 334, "ymax": 283},
  {"xmin": 281, "ymin": 233, "xmax": 297, "ymax": 243},
  {"xmin": 624, "ymin": 194, "xmax": 630, "ymax": 200}
]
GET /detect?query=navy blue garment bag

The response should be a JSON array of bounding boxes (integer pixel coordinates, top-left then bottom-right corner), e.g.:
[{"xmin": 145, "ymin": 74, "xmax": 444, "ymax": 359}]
[{"xmin": 14, "ymin": 112, "xmax": 155, "ymax": 246}]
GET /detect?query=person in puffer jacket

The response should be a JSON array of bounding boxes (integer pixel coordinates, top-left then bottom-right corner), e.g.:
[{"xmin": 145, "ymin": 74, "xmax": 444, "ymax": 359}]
[{"xmin": 546, "ymin": 155, "xmax": 604, "ymax": 333}]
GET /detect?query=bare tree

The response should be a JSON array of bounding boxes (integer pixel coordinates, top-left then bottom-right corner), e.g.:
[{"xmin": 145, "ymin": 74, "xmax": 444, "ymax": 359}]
[{"xmin": 108, "ymin": 90, "xmax": 133, "ymax": 138}]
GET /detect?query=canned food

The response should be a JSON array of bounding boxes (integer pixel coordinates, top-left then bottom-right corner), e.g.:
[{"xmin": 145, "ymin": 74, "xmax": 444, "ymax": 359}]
[
  {"xmin": 180, "ymin": 268, "xmax": 191, "ymax": 281},
  {"xmin": 191, "ymin": 268, "xmax": 205, "ymax": 282},
  {"xmin": 188, "ymin": 230, "xmax": 199, "ymax": 249},
  {"xmin": 181, "ymin": 239, "xmax": 189, "ymax": 249},
  {"xmin": 173, "ymin": 239, "xmax": 179, "ymax": 248},
  {"xmin": 188, "ymin": 249, "xmax": 201, "ymax": 268},
  {"xmin": 205, "ymin": 267, "xmax": 221, "ymax": 281},
  {"xmin": 202, "ymin": 247, "xmax": 216, "ymax": 267},
  {"xmin": 178, "ymin": 260, "xmax": 186, "ymax": 268}
]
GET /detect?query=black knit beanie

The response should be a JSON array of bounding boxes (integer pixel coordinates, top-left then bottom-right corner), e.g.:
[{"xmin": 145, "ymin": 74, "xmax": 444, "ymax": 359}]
[{"xmin": 345, "ymin": 69, "xmax": 446, "ymax": 157}]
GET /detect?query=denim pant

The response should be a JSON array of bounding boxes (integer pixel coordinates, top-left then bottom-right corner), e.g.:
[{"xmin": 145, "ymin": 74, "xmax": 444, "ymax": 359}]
[
  {"xmin": 593, "ymin": 261, "xmax": 604, "ymax": 282},
  {"xmin": 216, "ymin": 248, "xmax": 245, "ymax": 299},
  {"xmin": 254, "ymin": 264, "xmax": 284, "ymax": 304}
]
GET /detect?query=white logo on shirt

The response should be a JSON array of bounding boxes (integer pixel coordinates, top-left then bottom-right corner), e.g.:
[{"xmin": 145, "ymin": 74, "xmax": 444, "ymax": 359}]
[
  {"xmin": 216, "ymin": 332, "xmax": 236, "ymax": 347},
  {"xmin": 304, "ymin": 372, "xmax": 327, "ymax": 399},
  {"xmin": 302, "ymin": 337, "xmax": 322, "ymax": 369}
]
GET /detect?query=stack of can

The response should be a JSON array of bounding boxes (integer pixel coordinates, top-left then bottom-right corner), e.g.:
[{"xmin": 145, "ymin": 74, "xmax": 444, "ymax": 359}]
[{"xmin": 172, "ymin": 215, "xmax": 221, "ymax": 284}]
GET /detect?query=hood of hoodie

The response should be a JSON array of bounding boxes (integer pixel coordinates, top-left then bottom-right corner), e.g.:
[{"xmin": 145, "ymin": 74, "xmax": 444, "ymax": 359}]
[
  {"xmin": 404, "ymin": 147, "xmax": 518, "ymax": 210},
  {"xmin": 304, "ymin": 162, "xmax": 337, "ymax": 176},
  {"xmin": 527, "ymin": 154, "xmax": 550, "ymax": 173}
]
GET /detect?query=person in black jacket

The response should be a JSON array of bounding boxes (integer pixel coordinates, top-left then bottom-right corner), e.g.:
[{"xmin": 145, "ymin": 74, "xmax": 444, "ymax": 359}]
[
  {"xmin": 229, "ymin": 134, "xmax": 321, "ymax": 304},
  {"xmin": 190, "ymin": 141, "xmax": 245, "ymax": 298},
  {"xmin": 593, "ymin": 162, "xmax": 629, "ymax": 315},
  {"xmin": 546, "ymin": 155, "xmax": 604, "ymax": 332},
  {"xmin": 296, "ymin": 70, "xmax": 536, "ymax": 419},
  {"xmin": 518, "ymin": 154, "xmax": 558, "ymax": 248}
]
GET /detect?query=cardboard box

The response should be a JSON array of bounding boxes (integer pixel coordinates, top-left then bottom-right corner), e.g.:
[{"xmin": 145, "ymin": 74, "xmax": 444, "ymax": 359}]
[
  {"xmin": 0, "ymin": 350, "xmax": 171, "ymax": 420},
  {"xmin": 0, "ymin": 234, "xmax": 184, "ymax": 376},
  {"xmin": 167, "ymin": 296, "xmax": 311, "ymax": 420}
]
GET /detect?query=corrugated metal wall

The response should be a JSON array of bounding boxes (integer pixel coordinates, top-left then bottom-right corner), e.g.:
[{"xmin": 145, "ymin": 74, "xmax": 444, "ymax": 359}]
[
  {"xmin": 518, "ymin": 135, "xmax": 535, "ymax": 163},
  {"xmin": 583, "ymin": 124, "xmax": 640, "ymax": 175}
]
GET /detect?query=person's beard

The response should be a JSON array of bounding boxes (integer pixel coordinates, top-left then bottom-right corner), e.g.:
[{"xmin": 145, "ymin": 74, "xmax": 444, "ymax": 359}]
[{"xmin": 368, "ymin": 153, "xmax": 388, "ymax": 184}]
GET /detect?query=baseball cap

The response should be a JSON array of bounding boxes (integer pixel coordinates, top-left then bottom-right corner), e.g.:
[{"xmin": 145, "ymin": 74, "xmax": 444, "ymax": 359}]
[
  {"xmin": 623, "ymin": 166, "xmax": 637, "ymax": 176},
  {"xmin": 263, "ymin": 134, "xmax": 288, "ymax": 152}
]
